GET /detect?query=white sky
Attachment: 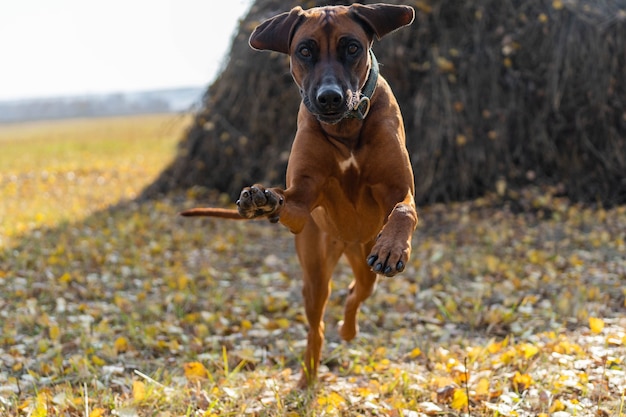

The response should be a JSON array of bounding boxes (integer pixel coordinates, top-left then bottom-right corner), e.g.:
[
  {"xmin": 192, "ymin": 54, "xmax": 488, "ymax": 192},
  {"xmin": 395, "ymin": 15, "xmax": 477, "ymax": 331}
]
[{"xmin": 0, "ymin": 0, "xmax": 252, "ymax": 101}]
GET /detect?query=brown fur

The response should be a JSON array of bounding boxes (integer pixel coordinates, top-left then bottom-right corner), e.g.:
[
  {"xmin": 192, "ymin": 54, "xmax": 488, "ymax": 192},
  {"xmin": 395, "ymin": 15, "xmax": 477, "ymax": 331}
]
[{"xmin": 181, "ymin": 3, "xmax": 417, "ymax": 388}]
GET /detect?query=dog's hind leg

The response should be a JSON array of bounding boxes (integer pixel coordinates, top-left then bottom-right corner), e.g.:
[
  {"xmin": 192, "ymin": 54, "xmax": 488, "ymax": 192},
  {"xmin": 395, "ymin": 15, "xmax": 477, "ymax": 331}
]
[
  {"xmin": 294, "ymin": 219, "xmax": 345, "ymax": 388},
  {"xmin": 339, "ymin": 242, "xmax": 378, "ymax": 342}
]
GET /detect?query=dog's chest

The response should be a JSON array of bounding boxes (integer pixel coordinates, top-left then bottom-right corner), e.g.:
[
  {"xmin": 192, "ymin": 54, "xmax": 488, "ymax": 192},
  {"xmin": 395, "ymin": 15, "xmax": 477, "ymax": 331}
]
[
  {"xmin": 336, "ymin": 153, "xmax": 368, "ymax": 207},
  {"xmin": 336, "ymin": 152, "xmax": 363, "ymax": 201},
  {"xmin": 338, "ymin": 153, "xmax": 359, "ymax": 174}
]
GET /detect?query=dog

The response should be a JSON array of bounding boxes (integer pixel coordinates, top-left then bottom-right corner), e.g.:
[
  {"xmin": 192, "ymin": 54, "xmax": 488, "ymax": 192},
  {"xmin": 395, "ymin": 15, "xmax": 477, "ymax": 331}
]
[{"xmin": 181, "ymin": 3, "xmax": 417, "ymax": 388}]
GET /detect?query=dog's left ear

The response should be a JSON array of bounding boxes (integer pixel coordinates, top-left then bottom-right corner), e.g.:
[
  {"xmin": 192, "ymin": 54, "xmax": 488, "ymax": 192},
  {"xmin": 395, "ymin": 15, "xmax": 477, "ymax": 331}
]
[
  {"xmin": 249, "ymin": 6, "xmax": 304, "ymax": 54},
  {"xmin": 350, "ymin": 3, "xmax": 415, "ymax": 40}
]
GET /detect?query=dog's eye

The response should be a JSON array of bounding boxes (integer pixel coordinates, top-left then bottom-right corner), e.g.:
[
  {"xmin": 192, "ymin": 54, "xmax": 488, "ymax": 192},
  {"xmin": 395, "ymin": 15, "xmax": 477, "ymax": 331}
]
[
  {"xmin": 347, "ymin": 43, "xmax": 360, "ymax": 56},
  {"xmin": 299, "ymin": 47, "xmax": 312, "ymax": 58}
]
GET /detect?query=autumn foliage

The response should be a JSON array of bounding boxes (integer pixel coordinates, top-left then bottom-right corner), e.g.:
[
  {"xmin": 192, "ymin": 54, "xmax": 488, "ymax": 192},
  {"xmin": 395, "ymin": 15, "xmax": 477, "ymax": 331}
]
[{"xmin": 1, "ymin": 115, "xmax": 625, "ymax": 415}]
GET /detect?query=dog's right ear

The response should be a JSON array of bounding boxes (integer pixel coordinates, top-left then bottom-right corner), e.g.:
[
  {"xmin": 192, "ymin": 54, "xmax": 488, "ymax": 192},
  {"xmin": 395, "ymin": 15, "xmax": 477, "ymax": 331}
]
[{"xmin": 249, "ymin": 7, "xmax": 303, "ymax": 54}]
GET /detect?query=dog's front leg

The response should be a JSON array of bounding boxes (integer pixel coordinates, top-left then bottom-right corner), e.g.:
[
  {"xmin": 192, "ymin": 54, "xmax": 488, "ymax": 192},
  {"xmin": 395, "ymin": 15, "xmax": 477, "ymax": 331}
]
[
  {"xmin": 238, "ymin": 178, "xmax": 330, "ymax": 388},
  {"xmin": 367, "ymin": 191, "xmax": 418, "ymax": 277}
]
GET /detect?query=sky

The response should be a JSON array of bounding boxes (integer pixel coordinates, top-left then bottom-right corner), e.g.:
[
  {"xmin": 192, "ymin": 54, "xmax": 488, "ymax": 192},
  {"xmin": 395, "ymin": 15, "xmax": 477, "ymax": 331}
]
[{"xmin": 0, "ymin": 0, "xmax": 252, "ymax": 101}]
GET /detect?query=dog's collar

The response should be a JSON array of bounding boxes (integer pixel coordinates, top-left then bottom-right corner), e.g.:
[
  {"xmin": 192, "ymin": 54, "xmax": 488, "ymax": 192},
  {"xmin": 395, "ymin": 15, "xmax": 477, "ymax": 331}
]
[{"xmin": 346, "ymin": 49, "xmax": 379, "ymax": 120}]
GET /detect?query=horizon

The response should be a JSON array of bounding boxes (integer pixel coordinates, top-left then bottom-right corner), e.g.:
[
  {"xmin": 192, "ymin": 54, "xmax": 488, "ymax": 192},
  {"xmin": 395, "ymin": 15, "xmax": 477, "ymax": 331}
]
[{"xmin": 0, "ymin": 85, "xmax": 205, "ymax": 104}]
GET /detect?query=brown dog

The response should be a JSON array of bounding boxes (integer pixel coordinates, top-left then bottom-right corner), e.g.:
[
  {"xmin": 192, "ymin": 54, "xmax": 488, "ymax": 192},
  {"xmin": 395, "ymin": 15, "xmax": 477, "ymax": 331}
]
[{"xmin": 181, "ymin": 3, "xmax": 417, "ymax": 388}]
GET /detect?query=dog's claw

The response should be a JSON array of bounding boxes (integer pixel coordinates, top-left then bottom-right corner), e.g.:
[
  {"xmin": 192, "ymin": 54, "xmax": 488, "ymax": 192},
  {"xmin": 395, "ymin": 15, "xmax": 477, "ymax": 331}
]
[{"xmin": 368, "ymin": 254, "xmax": 407, "ymax": 276}]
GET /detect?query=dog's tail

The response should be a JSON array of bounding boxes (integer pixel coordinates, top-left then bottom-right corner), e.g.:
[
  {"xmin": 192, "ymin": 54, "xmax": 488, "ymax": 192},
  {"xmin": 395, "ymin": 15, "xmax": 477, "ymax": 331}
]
[{"xmin": 179, "ymin": 207, "xmax": 244, "ymax": 219}]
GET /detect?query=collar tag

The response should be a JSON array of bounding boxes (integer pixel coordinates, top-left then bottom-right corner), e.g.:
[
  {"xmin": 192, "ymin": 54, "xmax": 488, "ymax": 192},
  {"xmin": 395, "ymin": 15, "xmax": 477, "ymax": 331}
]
[{"xmin": 353, "ymin": 96, "xmax": 371, "ymax": 119}]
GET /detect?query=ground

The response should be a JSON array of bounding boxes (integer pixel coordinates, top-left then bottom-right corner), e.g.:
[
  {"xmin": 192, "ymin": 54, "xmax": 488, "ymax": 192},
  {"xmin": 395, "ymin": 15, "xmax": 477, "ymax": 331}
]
[{"xmin": 0, "ymin": 115, "xmax": 624, "ymax": 416}]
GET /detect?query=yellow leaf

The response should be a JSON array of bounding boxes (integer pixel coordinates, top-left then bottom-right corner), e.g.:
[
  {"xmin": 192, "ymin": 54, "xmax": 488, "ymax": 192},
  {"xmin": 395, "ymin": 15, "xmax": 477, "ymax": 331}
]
[
  {"xmin": 476, "ymin": 378, "xmax": 490, "ymax": 397},
  {"xmin": 485, "ymin": 255, "xmax": 499, "ymax": 273},
  {"xmin": 487, "ymin": 339, "xmax": 503, "ymax": 354},
  {"xmin": 374, "ymin": 346, "xmax": 387, "ymax": 357},
  {"xmin": 550, "ymin": 398, "xmax": 565, "ymax": 412},
  {"xmin": 317, "ymin": 391, "xmax": 345, "ymax": 410},
  {"xmin": 184, "ymin": 361, "xmax": 208, "ymax": 381},
  {"xmin": 500, "ymin": 348, "xmax": 517, "ymax": 364},
  {"xmin": 89, "ymin": 408, "xmax": 106, "ymax": 417},
  {"xmin": 552, "ymin": 0, "xmax": 564, "ymax": 10},
  {"xmin": 569, "ymin": 254, "xmax": 584, "ymax": 267},
  {"xmin": 91, "ymin": 355, "xmax": 105, "ymax": 367},
  {"xmin": 409, "ymin": 347, "xmax": 422, "ymax": 358},
  {"xmin": 512, "ymin": 371, "xmax": 533, "ymax": 392},
  {"xmin": 450, "ymin": 388, "xmax": 468, "ymax": 410},
  {"xmin": 589, "ymin": 317, "xmax": 604, "ymax": 334},
  {"xmin": 133, "ymin": 380, "xmax": 146, "ymax": 402},
  {"xmin": 275, "ymin": 318, "xmax": 290, "ymax": 329},
  {"xmin": 49, "ymin": 324, "xmax": 61, "ymax": 342},
  {"xmin": 526, "ymin": 249, "xmax": 545, "ymax": 264},
  {"xmin": 31, "ymin": 395, "xmax": 47, "ymax": 417},
  {"xmin": 519, "ymin": 343, "xmax": 539, "ymax": 359},
  {"xmin": 114, "ymin": 336, "xmax": 129, "ymax": 354},
  {"xmin": 177, "ymin": 275, "xmax": 189, "ymax": 290},
  {"xmin": 40, "ymin": 362, "xmax": 52, "ymax": 375},
  {"xmin": 195, "ymin": 323, "xmax": 209, "ymax": 338}
]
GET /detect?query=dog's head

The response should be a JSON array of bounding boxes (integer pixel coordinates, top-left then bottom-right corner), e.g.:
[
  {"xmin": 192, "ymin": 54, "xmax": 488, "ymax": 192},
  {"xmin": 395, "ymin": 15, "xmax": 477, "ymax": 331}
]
[{"xmin": 249, "ymin": 3, "xmax": 414, "ymax": 124}]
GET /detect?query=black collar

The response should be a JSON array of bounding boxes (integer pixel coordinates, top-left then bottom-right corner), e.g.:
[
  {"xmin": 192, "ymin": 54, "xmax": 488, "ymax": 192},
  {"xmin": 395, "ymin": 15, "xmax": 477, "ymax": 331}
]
[{"xmin": 345, "ymin": 49, "xmax": 379, "ymax": 120}]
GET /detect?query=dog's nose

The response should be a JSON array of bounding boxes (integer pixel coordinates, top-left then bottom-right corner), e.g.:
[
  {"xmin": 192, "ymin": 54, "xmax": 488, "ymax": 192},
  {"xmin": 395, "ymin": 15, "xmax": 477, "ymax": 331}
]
[{"xmin": 316, "ymin": 85, "xmax": 344, "ymax": 112}]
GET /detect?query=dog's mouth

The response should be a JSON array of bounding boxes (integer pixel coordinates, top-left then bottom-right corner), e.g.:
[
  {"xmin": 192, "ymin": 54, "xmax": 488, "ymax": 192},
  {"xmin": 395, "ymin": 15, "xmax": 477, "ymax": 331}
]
[
  {"xmin": 301, "ymin": 95, "xmax": 348, "ymax": 124},
  {"xmin": 316, "ymin": 111, "xmax": 348, "ymax": 124},
  {"xmin": 302, "ymin": 89, "xmax": 362, "ymax": 124}
]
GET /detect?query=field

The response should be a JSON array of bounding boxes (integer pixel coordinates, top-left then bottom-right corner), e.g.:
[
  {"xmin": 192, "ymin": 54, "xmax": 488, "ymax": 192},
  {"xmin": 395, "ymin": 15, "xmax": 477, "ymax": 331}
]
[{"xmin": 0, "ymin": 115, "xmax": 624, "ymax": 416}]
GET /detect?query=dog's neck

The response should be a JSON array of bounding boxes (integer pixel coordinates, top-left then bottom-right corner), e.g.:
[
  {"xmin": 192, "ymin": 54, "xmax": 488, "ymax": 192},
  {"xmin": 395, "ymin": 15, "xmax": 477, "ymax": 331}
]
[{"xmin": 345, "ymin": 49, "xmax": 379, "ymax": 120}]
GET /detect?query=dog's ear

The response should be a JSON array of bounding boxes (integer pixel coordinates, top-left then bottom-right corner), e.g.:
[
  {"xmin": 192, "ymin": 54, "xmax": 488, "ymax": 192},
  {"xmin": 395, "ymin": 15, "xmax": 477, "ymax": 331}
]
[
  {"xmin": 249, "ymin": 6, "xmax": 304, "ymax": 54},
  {"xmin": 350, "ymin": 3, "xmax": 415, "ymax": 40}
]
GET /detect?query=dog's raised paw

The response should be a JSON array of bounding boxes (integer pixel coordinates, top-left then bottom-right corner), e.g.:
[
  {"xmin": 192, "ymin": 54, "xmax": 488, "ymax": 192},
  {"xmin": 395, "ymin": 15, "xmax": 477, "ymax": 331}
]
[
  {"xmin": 367, "ymin": 247, "xmax": 408, "ymax": 277},
  {"xmin": 237, "ymin": 184, "xmax": 283, "ymax": 219}
]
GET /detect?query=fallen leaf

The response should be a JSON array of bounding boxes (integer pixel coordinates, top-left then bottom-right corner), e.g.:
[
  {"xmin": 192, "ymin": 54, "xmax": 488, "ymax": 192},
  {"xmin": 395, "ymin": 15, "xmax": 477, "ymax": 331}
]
[
  {"xmin": 589, "ymin": 317, "xmax": 604, "ymax": 334},
  {"xmin": 183, "ymin": 361, "xmax": 208, "ymax": 382},
  {"xmin": 450, "ymin": 388, "xmax": 468, "ymax": 410},
  {"xmin": 133, "ymin": 380, "xmax": 146, "ymax": 402},
  {"xmin": 318, "ymin": 391, "xmax": 345, "ymax": 411},
  {"xmin": 512, "ymin": 371, "xmax": 533, "ymax": 392},
  {"xmin": 89, "ymin": 408, "xmax": 106, "ymax": 417}
]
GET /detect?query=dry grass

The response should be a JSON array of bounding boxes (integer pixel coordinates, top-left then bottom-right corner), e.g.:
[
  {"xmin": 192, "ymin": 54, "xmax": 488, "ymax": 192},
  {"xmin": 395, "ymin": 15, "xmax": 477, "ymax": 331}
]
[
  {"xmin": 0, "ymin": 114, "xmax": 187, "ymax": 243},
  {"xmin": 0, "ymin": 115, "xmax": 624, "ymax": 416}
]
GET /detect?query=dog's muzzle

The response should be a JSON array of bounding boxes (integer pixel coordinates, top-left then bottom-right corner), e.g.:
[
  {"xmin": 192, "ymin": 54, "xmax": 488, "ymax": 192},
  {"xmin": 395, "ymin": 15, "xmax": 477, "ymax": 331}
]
[{"xmin": 302, "ymin": 87, "xmax": 370, "ymax": 124}]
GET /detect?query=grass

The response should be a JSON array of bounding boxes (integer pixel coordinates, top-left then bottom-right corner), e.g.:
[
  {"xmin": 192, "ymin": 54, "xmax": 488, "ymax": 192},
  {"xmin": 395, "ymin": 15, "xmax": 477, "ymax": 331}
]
[
  {"xmin": 0, "ymin": 114, "xmax": 624, "ymax": 416},
  {"xmin": 0, "ymin": 114, "xmax": 186, "ymax": 243}
]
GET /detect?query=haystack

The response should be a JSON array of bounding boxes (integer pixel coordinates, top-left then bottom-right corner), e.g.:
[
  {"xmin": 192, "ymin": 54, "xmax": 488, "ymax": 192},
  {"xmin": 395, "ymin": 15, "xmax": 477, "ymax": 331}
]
[{"xmin": 142, "ymin": 0, "xmax": 626, "ymax": 206}]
